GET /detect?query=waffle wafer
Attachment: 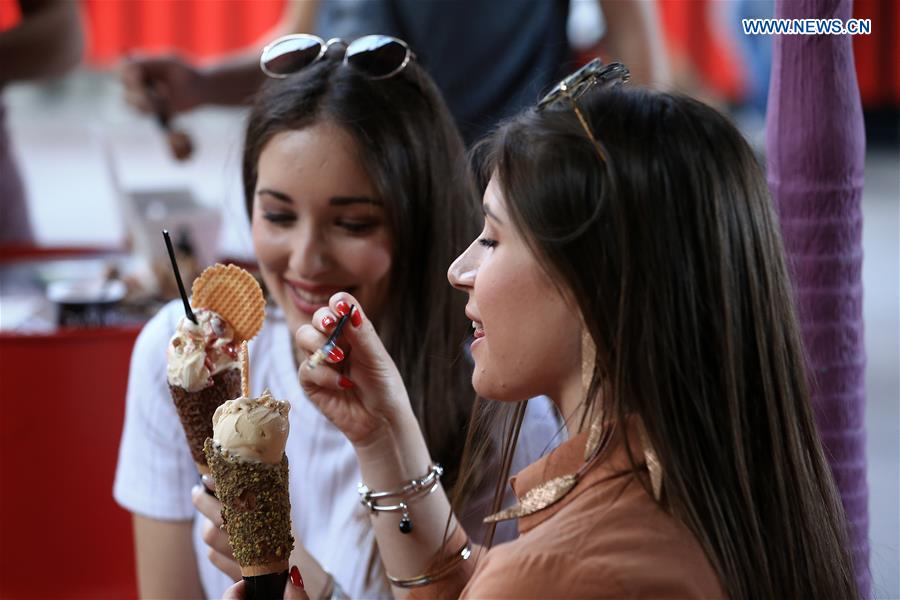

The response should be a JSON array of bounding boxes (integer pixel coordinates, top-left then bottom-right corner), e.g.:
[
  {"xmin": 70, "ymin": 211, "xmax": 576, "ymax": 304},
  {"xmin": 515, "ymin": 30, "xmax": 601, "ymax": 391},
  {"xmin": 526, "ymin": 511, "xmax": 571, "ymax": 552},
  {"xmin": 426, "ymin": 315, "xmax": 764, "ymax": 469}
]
[{"xmin": 192, "ymin": 264, "xmax": 265, "ymax": 342}]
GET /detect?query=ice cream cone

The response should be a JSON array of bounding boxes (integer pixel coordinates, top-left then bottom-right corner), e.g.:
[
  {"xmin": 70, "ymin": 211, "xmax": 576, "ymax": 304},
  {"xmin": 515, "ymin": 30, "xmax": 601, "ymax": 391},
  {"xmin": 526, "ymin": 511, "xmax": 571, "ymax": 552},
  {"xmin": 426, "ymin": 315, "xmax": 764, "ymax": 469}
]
[
  {"xmin": 166, "ymin": 263, "xmax": 266, "ymax": 475},
  {"xmin": 203, "ymin": 383, "xmax": 293, "ymax": 599},
  {"xmin": 204, "ymin": 439, "xmax": 293, "ymax": 573},
  {"xmin": 168, "ymin": 368, "xmax": 241, "ymax": 471}
]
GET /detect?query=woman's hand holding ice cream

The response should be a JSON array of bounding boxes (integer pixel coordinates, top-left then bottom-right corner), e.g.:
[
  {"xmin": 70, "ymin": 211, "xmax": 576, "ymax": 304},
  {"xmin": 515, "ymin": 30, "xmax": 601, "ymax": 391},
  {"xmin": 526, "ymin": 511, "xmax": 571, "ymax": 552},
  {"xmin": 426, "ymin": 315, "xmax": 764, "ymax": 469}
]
[
  {"xmin": 191, "ymin": 484, "xmax": 241, "ymax": 581},
  {"xmin": 193, "ymin": 468, "xmax": 339, "ymax": 599},
  {"xmin": 223, "ymin": 575, "xmax": 309, "ymax": 600}
]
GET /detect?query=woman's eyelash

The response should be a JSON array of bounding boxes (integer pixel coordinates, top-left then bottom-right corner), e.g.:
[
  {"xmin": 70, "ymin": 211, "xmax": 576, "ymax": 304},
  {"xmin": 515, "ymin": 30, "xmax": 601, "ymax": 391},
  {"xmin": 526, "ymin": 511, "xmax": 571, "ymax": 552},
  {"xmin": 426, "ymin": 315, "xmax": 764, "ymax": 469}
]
[
  {"xmin": 263, "ymin": 212, "xmax": 296, "ymax": 224},
  {"xmin": 338, "ymin": 221, "xmax": 377, "ymax": 233},
  {"xmin": 478, "ymin": 238, "xmax": 498, "ymax": 248}
]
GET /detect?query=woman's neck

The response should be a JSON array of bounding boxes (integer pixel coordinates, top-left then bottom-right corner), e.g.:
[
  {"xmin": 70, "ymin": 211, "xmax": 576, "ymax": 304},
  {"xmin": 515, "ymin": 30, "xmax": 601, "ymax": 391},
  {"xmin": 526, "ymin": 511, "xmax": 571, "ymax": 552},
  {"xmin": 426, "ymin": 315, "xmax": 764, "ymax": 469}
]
[{"xmin": 551, "ymin": 368, "xmax": 590, "ymax": 436}]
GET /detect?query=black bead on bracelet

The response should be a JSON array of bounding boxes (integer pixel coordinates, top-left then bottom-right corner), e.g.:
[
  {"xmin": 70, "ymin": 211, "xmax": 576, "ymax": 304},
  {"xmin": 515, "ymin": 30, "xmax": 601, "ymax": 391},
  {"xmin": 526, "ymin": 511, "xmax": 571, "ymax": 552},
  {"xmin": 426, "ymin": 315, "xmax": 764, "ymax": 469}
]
[{"xmin": 357, "ymin": 464, "xmax": 443, "ymax": 534}]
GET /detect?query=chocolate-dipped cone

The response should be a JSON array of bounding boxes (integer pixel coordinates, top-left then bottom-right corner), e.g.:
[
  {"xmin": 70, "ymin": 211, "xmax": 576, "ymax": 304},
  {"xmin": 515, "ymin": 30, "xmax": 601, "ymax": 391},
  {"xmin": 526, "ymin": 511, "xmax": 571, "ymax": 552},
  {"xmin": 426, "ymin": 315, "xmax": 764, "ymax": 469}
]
[
  {"xmin": 204, "ymin": 440, "xmax": 293, "ymax": 581},
  {"xmin": 169, "ymin": 368, "xmax": 241, "ymax": 472},
  {"xmin": 206, "ymin": 345, "xmax": 293, "ymax": 600}
]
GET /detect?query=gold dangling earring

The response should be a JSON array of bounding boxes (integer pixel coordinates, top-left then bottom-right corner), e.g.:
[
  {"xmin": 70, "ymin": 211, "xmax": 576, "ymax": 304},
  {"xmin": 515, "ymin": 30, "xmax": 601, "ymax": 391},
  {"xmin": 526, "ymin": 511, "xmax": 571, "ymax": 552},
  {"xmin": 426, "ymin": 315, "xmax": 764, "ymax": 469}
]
[
  {"xmin": 483, "ymin": 327, "xmax": 598, "ymax": 524},
  {"xmin": 636, "ymin": 420, "xmax": 663, "ymax": 501},
  {"xmin": 582, "ymin": 329, "xmax": 604, "ymax": 461}
]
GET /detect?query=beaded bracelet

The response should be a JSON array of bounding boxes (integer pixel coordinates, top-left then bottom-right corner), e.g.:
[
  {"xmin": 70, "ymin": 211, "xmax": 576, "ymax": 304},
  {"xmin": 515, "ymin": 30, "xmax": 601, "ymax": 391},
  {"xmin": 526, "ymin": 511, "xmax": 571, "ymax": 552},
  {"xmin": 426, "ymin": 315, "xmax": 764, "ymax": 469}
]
[
  {"xmin": 386, "ymin": 538, "xmax": 472, "ymax": 588},
  {"xmin": 357, "ymin": 464, "xmax": 444, "ymax": 534}
]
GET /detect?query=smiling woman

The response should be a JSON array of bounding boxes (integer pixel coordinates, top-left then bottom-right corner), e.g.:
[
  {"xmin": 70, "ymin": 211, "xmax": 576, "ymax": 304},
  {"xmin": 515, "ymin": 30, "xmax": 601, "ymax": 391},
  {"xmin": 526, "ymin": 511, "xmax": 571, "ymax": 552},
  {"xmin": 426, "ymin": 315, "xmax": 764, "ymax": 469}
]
[
  {"xmin": 113, "ymin": 41, "xmax": 559, "ymax": 600},
  {"xmin": 450, "ymin": 179, "xmax": 581, "ymax": 408},
  {"xmin": 251, "ymin": 122, "xmax": 392, "ymax": 330},
  {"xmin": 290, "ymin": 64, "xmax": 860, "ymax": 600}
]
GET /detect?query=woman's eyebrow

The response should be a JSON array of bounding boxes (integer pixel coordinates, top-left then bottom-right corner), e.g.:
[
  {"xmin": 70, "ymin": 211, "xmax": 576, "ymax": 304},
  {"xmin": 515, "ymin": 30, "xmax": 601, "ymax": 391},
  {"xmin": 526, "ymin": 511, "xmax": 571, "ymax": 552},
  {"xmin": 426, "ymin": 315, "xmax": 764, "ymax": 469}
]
[
  {"xmin": 330, "ymin": 196, "xmax": 384, "ymax": 207},
  {"xmin": 481, "ymin": 202, "xmax": 503, "ymax": 224},
  {"xmin": 256, "ymin": 191, "xmax": 383, "ymax": 208},
  {"xmin": 257, "ymin": 188, "xmax": 293, "ymax": 204}
]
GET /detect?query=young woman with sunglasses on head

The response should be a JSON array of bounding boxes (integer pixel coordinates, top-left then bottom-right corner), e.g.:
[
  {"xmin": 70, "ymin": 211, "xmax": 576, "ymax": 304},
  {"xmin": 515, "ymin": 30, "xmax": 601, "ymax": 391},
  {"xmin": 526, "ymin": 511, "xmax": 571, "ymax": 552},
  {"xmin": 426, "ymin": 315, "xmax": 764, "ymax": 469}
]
[
  {"xmin": 285, "ymin": 60, "xmax": 860, "ymax": 599},
  {"xmin": 113, "ymin": 35, "xmax": 558, "ymax": 600}
]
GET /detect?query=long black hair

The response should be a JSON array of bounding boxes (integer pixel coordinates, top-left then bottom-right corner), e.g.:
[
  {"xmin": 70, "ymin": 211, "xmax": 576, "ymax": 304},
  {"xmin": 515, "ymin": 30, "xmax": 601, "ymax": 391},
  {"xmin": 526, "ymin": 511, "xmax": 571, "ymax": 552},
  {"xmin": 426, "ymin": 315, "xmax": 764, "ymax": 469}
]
[
  {"xmin": 242, "ymin": 52, "xmax": 480, "ymax": 504},
  {"xmin": 468, "ymin": 86, "xmax": 858, "ymax": 600}
]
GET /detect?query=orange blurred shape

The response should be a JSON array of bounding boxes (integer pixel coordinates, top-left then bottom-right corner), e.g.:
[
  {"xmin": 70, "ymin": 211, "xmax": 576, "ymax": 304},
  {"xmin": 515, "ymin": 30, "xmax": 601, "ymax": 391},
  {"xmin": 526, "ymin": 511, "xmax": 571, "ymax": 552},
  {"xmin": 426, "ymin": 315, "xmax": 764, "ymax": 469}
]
[{"xmin": 82, "ymin": 0, "xmax": 284, "ymax": 65}]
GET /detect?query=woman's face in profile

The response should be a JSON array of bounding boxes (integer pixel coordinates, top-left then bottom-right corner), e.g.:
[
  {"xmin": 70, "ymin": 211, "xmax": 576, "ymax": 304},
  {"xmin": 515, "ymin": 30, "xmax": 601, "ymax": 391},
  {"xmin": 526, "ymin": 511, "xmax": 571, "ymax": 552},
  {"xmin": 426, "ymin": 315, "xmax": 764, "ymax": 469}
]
[
  {"xmin": 447, "ymin": 177, "xmax": 580, "ymax": 404},
  {"xmin": 251, "ymin": 121, "xmax": 393, "ymax": 339}
]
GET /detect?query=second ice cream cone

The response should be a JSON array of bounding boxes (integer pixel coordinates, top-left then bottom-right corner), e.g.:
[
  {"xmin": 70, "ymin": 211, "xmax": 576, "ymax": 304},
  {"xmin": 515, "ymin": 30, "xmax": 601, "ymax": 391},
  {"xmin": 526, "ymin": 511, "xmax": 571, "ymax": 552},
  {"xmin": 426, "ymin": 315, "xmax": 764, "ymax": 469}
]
[
  {"xmin": 204, "ymin": 438, "xmax": 292, "ymax": 573},
  {"xmin": 169, "ymin": 368, "xmax": 241, "ymax": 472},
  {"xmin": 204, "ymin": 387, "xmax": 293, "ymax": 583}
]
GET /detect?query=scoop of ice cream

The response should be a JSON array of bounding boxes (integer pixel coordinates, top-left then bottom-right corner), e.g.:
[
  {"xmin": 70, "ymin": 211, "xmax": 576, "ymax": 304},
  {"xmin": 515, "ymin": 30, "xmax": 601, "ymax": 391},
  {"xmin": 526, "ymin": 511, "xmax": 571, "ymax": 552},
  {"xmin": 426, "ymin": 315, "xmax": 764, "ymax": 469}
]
[
  {"xmin": 167, "ymin": 308, "xmax": 240, "ymax": 391},
  {"xmin": 211, "ymin": 390, "xmax": 290, "ymax": 464}
]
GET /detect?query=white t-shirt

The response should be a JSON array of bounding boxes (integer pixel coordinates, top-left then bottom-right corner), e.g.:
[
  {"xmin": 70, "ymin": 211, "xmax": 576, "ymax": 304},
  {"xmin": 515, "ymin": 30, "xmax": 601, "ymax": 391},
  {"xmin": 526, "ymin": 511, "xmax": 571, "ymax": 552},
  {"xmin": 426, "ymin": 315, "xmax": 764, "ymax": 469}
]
[{"xmin": 114, "ymin": 300, "xmax": 561, "ymax": 599}]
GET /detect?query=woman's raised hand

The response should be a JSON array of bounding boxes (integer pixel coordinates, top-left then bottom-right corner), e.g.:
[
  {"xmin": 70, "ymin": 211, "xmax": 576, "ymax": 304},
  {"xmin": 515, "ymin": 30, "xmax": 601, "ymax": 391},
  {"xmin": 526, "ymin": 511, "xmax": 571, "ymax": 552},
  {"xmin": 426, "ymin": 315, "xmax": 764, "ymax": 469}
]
[{"xmin": 296, "ymin": 293, "xmax": 412, "ymax": 448}]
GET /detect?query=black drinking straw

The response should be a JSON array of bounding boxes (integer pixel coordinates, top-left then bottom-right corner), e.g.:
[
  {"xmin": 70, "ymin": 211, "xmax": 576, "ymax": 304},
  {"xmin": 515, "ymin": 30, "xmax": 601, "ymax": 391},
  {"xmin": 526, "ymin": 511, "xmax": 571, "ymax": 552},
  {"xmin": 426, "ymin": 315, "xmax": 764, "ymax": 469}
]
[{"xmin": 162, "ymin": 229, "xmax": 197, "ymax": 324}]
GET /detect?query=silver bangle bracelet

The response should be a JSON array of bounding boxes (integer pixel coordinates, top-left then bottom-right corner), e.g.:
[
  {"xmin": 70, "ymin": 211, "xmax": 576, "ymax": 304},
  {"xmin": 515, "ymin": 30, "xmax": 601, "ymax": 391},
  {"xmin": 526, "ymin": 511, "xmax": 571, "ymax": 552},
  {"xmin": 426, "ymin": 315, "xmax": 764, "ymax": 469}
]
[
  {"xmin": 357, "ymin": 464, "xmax": 443, "ymax": 534},
  {"xmin": 386, "ymin": 540, "xmax": 472, "ymax": 588}
]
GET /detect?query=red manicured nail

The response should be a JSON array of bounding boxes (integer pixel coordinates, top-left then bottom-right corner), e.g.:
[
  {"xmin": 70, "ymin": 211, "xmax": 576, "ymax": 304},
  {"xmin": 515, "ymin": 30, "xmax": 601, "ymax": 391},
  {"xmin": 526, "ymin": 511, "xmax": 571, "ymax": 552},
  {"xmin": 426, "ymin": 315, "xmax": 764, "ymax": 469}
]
[
  {"xmin": 290, "ymin": 565, "xmax": 304, "ymax": 588},
  {"xmin": 350, "ymin": 306, "xmax": 362, "ymax": 328},
  {"xmin": 339, "ymin": 376, "xmax": 354, "ymax": 389},
  {"xmin": 322, "ymin": 315, "xmax": 336, "ymax": 329},
  {"xmin": 335, "ymin": 301, "xmax": 351, "ymax": 317},
  {"xmin": 327, "ymin": 346, "xmax": 344, "ymax": 362}
]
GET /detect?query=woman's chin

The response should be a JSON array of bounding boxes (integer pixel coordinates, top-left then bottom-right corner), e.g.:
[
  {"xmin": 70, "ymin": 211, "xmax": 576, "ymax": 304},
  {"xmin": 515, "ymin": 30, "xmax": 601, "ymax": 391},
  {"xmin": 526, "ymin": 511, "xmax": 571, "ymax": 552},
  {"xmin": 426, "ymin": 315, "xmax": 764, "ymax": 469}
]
[
  {"xmin": 274, "ymin": 295, "xmax": 312, "ymax": 334},
  {"xmin": 472, "ymin": 372, "xmax": 528, "ymax": 403}
]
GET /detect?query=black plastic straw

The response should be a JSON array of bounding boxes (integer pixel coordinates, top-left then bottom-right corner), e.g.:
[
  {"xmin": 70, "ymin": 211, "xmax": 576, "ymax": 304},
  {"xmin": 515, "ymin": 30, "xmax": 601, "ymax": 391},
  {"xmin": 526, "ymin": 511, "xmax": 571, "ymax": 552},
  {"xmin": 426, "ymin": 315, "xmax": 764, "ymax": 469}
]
[
  {"xmin": 329, "ymin": 304, "xmax": 355, "ymax": 343},
  {"xmin": 163, "ymin": 229, "xmax": 197, "ymax": 324}
]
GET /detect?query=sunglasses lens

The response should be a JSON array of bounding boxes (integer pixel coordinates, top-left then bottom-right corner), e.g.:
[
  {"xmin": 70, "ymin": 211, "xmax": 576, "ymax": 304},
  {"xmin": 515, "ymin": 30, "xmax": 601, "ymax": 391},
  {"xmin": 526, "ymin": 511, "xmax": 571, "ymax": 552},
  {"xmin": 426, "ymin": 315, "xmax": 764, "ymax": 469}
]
[
  {"xmin": 262, "ymin": 36, "xmax": 323, "ymax": 76},
  {"xmin": 346, "ymin": 35, "xmax": 408, "ymax": 78}
]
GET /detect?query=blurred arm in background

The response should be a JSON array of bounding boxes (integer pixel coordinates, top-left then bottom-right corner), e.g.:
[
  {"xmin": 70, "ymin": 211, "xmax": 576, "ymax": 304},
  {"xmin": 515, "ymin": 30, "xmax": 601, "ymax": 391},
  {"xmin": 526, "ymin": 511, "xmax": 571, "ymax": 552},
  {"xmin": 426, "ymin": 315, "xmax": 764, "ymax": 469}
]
[
  {"xmin": 0, "ymin": 0, "xmax": 84, "ymax": 244},
  {"xmin": 132, "ymin": 515, "xmax": 205, "ymax": 599},
  {"xmin": 0, "ymin": 0, "xmax": 85, "ymax": 87},
  {"xmin": 121, "ymin": 0, "xmax": 318, "ymax": 115},
  {"xmin": 597, "ymin": 0, "xmax": 670, "ymax": 88}
]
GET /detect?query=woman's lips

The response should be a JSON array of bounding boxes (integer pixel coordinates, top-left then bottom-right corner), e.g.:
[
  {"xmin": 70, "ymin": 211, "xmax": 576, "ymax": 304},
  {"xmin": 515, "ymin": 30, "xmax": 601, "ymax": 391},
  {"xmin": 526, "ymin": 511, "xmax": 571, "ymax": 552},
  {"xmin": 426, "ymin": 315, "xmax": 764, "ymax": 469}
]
[
  {"xmin": 284, "ymin": 280, "xmax": 353, "ymax": 315},
  {"xmin": 471, "ymin": 321, "xmax": 485, "ymax": 350}
]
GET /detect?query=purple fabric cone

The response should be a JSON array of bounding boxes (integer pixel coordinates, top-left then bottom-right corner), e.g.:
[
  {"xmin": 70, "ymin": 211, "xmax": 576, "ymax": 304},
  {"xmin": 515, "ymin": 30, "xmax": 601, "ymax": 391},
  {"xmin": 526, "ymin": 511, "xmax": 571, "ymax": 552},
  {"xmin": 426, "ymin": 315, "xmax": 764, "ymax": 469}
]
[{"xmin": 766, "ymin": 0, "xmax": 869, "ymax": 596}]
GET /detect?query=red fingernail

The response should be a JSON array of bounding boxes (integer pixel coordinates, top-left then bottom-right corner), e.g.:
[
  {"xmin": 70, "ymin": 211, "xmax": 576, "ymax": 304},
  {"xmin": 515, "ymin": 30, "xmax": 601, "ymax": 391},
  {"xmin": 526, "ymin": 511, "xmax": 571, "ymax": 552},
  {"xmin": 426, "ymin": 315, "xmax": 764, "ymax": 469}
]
[
  {"xmin": 336, "ymin": 301, "xmax": 350, "ymax": 317},
  {"xmin": 327, "ymin": 346, "xmax": 344, "ymax": 362},
  {"xmin": 350, "ymin": 306, "xmax": 362, "ymax": 328},
  {"xmin": 339, "ymin": 376, "xmax": 354, "ymax": 389},
  {"xmin": 322, "ymin": 315, "xmax": 336, "ymax": 329},
  {"xmin": 290, "ymin": 565, "xmax": 304, "ymax": 589}
]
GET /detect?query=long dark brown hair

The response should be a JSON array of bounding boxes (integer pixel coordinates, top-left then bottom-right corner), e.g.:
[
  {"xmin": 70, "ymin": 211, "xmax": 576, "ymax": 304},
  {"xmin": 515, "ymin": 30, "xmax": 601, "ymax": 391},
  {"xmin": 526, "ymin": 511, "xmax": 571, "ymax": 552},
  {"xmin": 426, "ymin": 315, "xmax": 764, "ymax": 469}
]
[
  {"xmin": 242, "ymin": 53, "xmax": 480, "ymax": 503},
  {"xmin": 467, "ymin": 87, "xmax": 859, "ymax": 599}
]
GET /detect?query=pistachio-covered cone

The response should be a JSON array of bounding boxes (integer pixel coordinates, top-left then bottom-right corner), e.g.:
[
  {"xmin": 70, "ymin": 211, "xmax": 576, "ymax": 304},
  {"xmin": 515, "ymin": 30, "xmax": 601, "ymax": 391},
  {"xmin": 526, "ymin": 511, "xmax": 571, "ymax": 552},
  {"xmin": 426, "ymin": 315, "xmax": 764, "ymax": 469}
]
[
  {"xmin": 204, "ymin": 439, "xmax": 293, "ymax": 573},
  {"xmin": 169, "ymin": 368, "xmax": 241, "ymax": 469}
]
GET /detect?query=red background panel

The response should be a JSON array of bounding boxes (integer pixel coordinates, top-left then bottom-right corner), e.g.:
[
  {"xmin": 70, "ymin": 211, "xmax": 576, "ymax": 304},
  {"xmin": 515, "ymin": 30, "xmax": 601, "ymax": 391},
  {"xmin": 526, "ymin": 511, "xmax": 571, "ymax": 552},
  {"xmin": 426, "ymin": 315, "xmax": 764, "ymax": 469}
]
[
  {"xmin": 82, "ymin": 0, "xmax": 284, "ymax": 64},
  {"xmin": 852, "ymin": 0, "xmax": 900, "ymax": 107},
  {"xmin": 0, "ymin": 0, "xmax": 896, "ymax": 106},
  {"xmin": 0, "ymin": 326, "xmax": 141, "ymax": 599}
]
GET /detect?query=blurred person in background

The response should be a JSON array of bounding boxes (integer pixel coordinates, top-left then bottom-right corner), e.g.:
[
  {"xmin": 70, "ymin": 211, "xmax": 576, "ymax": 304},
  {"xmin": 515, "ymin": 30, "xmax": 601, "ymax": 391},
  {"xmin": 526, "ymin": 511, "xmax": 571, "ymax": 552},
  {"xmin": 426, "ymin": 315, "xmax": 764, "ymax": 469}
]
[
  {"xmin": 120, "ymin": 0, "xmax": 669, "ymax": 145},
  {"xmin": 113, "ymin": 37, "xmax": 559, "ymax": 599},
  {"xmin": 0, "ymin": 0, "xmax": 83, "ymax": 244}
]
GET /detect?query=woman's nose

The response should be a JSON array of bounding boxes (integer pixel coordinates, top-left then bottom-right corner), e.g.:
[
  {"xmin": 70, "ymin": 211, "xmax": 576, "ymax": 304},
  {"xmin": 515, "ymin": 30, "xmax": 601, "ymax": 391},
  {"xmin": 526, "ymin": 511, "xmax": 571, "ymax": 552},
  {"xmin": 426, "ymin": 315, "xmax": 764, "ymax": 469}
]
[
  {"xmin": 288, "ymin": 222, "xmax": 330, "ymax": 276},
  {"xmin": 448, "ymin": 241, "xmax": 479, "ymax": 291}
]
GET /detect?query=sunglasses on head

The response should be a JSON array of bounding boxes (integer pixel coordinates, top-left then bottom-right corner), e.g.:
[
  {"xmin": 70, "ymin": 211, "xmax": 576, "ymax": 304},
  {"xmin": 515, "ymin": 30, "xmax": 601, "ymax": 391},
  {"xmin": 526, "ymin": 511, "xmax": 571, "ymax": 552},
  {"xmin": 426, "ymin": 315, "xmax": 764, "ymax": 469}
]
[
  {"xmin": 260, "ymin": 34, "xmax": 416, "ymax": 80},
  {"xmin": 537, "ymin": 59, "xmax": 630, "ymax": 163}
]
